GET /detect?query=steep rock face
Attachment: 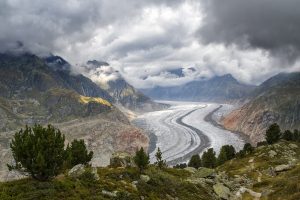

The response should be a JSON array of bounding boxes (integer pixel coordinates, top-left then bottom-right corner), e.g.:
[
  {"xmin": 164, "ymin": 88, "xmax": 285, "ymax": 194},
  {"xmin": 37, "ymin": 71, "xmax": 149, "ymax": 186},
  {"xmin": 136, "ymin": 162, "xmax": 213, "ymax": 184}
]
[
  {"xmin": 0, "ymin": 54, "xmax": 114, "ymax": 131},
  {"xmin": 106, "ymin": 78, "xmax": 166, "ymax": 112},
  {"xmin": 142, "ymin": 74, "xmax": 255, "ymax": 102},
  {"xmin": 85, "ymin": 61, "xmax": 167, "ymax": 112},
  {"xmin": 44, "ymin": 55, "xmax": 113, "ymax": 102},
  {"xmin": 223, "ymin": 72, "xmax": 300, "ymax": 144}
]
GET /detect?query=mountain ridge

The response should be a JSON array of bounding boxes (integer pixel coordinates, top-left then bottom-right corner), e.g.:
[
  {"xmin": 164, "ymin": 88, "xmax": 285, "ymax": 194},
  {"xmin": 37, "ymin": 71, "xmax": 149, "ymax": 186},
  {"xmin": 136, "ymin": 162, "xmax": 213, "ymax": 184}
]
[
  {"xmin": 223, "ymin": 72, "xmax": 300, "ymax": 144},
  {"xmin": 84, "ymin": 60, "xmax": 168, "ymax": 112},
  {"xmin": 0, "ymin": 53, "xmax": 149, "ymax": 180},
  {"xmin": 141, "ymin": 74, "xmax": 255, "ymax": 102}
]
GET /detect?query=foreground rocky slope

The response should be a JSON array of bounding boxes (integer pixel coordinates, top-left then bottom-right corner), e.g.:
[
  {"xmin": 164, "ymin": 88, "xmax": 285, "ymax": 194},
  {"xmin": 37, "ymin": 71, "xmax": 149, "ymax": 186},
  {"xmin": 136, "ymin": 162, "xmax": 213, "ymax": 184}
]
[
  {"xmin": 223, "ymin": 72, "xmax": 300, "ymax": 144},
  {"xmin": 0, "ymin": 140, "xmax": 299, "ymax": 199}
]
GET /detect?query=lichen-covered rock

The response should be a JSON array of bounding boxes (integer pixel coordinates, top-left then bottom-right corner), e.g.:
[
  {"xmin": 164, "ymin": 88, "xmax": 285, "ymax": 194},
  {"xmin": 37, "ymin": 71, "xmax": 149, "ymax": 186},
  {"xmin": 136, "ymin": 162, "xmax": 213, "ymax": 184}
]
[
  {"xmin": 110, "ymin": 152, "xmax": 134, "ymax": 168},
  {"xmin": 268, "ymin": 150, "xmax": 277, "ymax": 158},
  {"xmin": 91, "ymin": 167, "xmax": 100, "ymax": 180},
  {"xmin": 195, "ymin": 167, "xmax": 215, "ymax": 178},
  {"xmin": 140, "ymin": 175, "xmax": 150, "ymax": 183},
  {"xmin": 274, "ymin": 164, "xmax": 292, "ymax": 172},
  {"xmin": 289, "ymin": 143, "xmax": 298, "ymax": 149},
  {"xmin": 213, "ymin": 183, "xmax": 231, "ymax": 200},
  {"xmin": 236, "ymin": 187, "xmax": 261, "ymax": 200},
  {"xmin": 68, "ymin": 164, "xmax": 85, "ymax": 177},
  {"xmin": 102, "ymin": 190, "xmax": 118, "ymax": 197},
  {"xmin": 184, "ymin": 167, "xmax": 197, "ymax": 174}
]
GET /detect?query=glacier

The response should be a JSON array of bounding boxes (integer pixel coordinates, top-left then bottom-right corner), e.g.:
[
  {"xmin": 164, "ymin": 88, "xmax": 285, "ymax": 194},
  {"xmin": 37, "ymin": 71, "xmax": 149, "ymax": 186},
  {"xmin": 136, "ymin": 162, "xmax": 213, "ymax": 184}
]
[{"xmin": 134, "ymin": 101, "xmax": 246, "ymax": 165}]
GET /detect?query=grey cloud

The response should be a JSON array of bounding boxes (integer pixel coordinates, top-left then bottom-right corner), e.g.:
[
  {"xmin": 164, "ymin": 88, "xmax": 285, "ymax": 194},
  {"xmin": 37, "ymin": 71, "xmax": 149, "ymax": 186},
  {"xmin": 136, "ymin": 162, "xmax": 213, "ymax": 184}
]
[
  {"xmin": 198, "ymin": 0, "xmax": 300, "ymax": 62},
  {"xmin": 0, "ymin": 0, "xmax": 181, "ymax": 55},
  {"xmin": 2, "ymin": 0, "xmax": 298, "ymax": 89}
]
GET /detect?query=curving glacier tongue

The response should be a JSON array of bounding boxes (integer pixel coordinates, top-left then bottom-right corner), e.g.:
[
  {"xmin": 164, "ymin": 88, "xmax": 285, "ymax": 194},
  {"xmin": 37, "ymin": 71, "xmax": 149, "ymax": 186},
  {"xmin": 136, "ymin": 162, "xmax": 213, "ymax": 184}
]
[{"xmin": 134, "ymin": 101, "xmax": 246, "ymax": 165}]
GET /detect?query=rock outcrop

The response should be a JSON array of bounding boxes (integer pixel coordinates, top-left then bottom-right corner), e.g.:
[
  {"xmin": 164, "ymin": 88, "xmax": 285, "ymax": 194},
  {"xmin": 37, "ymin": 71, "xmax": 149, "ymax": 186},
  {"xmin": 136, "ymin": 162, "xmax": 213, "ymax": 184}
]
[
  {"xmin": 223, "ymin": 72, "xmax": 300, "ymax": 144},
  {"xmin": 83, "ymin": 60, "xmax": 168, "ymax": 112},
  {"xmin": 213, "ymin": 183, "xmax": 231, "ymax": 200},
  {"xmin": 109, "ymin": 152, "xmax": 134, "ymax": 168}
]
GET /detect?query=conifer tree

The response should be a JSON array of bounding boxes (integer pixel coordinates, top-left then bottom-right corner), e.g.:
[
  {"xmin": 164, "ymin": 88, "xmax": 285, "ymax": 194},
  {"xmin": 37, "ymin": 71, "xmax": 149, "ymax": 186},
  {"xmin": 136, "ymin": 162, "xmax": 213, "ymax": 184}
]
[
  {"xmin": 154, "ymin": 147, "xmax": 167, "ymax": 169},
  {"xmin": 217, "ymin": 145, "xmax": 235, "ymax": 166},
  {"xmin": 8, "ymin": 124, "xmax": 65, "ymax": 181},
  {"xmin": 201, "ymin": 148, "xmax": 217, "ymax": 168},
  {"xmin": 293, "ymin": 129, "xmax": 300, "ymax": 142},
  {"xmin": 188, "ymin": 154, "xmax": 202, "ymax": 169},
  {"xmin": 134, "ymin": 147, "xmax": 150, "ymax": 173},
  {"xmin": 66, "ymin": 139, "xmax": 93, "ymax": 167},
  {"xmin": 282, "ymin": 130, "xmax": 293, "ymax": 141},
  {"xmin": 266, "ymin": 123, "xmax": 281, "ymax": 144},
  {"xmin": 243, "ymin": 143, "xmax": 254, "ymax": 154}
]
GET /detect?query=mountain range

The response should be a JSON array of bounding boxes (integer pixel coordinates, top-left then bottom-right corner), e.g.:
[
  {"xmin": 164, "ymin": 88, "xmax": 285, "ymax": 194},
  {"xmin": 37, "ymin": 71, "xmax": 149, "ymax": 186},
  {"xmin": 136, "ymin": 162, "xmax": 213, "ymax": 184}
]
[
  {"xmin": 142, "ymin": 69, "xmax": 300, "ymax": 144},
  {"xmin": 83, "ymin": 61, "xmax": 168, "ymax": 112},
  {"xmin": 0, "ymin": 53, "xmax": 149, "ymax": 180},
  {"xmin": 142, "ymin": 74, "xmax": 255, "ymax": 102},
  {"xmin": 223, "ymin": 72, "xmax": 300, "ymax": 144},
  {"xmin": 1, "ymin": 51, "xmax": 300, "ymax": 172}
]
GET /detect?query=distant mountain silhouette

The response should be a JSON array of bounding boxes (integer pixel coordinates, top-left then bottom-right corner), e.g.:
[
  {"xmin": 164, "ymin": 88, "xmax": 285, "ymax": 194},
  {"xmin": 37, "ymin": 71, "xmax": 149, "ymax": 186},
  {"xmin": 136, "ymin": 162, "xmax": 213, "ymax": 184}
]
[{"xmin": 142, "ymin": 74, "xmax": 255, "ymax": 102}]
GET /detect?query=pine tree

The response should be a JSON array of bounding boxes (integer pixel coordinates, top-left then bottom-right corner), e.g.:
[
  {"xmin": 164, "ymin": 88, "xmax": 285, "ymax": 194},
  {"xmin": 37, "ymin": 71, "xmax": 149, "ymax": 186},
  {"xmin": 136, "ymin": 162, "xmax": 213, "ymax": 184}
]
[
  {"xmin": 201, "ymin": 148, "xmax": 217, "ymax": 168},
  {"xmin": 173, "ymin": 163, "xmax": 187, "ymax": 169},
  {"xmin": 154, "ymin": 147, "xmax": 167, "ymax": 169},
  {"xmin": 282, "ymin": 130, "xmax": 293, "ymax": 141},
  {"xmin": 134, "ymin": 147, "xmax": 150, "ymax": 173},
  {"xmin": 217, "ymin": 145, "xmax": 236, "ymax": 166},
  {"xmin": 293, "ymin": 129, "xmax": 300, "ymax": 142},
  {"xmin": 8, "ymin": 124, "xmax": 65, "ymax": 181},
  {"xmin": 217, "ymin": 147, "xmax": 227, "ymax": 166},
  {"xmin": 243, "ymin": 143, "xmax": 254, "ymax": 154},
  {"xmin": 66, "ymin": 139, "xmax": 93, "ymax": 167},
  {"xmin": 266, "ymin": 123, "xmax": 281, "ymax": 144},
  {"xmin": 188, "ymin": 154, "xmax": 202, "ymax": 169}
]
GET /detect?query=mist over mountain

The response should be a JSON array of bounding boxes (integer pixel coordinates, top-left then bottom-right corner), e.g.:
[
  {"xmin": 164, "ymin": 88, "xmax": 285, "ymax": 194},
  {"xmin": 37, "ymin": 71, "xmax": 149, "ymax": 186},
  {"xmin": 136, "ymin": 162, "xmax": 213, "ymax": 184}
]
[
  {"xmin": 83, "ymin": 61, "xmax": 167, "ymax": 112},
  {"xmin": 142, "ymin": 74, "xmax": 255, "ymax": 102}
]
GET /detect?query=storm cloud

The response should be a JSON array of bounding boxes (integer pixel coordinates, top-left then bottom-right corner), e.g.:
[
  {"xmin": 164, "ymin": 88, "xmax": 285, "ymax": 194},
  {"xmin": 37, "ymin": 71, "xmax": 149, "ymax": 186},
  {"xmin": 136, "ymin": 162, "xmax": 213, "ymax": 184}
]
[
  {"xmin": 0, "ymin": 0, "xmax": 181, "ymax": 55},
  {"xmin": 198, "ymin": 0, "xmax": 300, "ymax": 62},
  {"xmin": 1, "ymin": 0, "xmax": 300, "ymax": 88}
]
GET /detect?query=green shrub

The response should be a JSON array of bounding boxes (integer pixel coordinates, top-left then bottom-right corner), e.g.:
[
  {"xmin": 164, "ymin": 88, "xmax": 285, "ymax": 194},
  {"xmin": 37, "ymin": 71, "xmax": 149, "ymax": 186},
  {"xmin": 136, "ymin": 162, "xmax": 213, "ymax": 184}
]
[
  {"xmin": 217, "ymin": 145, "xmax": 235, "ymax": 166},
  {"xmin": 188, "ymin": 154, "xmax": 202, "ymax": 169},
  {"xmin": 266, "ymin": 123, "xmax": 281, "ymax": 144},
  {"xmin": 243, "ymin": 143, "xmax": 254, "ymax": 154},
  {"xmin": 282, "ymin": 130, "xmax": 294, "ymax": 141},
  {"xmin": 8, "ymin": 125, "xmax": 65, "ymax": 181},
  {"xmin": 257, "ymin": 141, "xmax": 268, "ymax": 147},
  {"xmin": 65, "ymin": 139, "xmax": 93, "ymax": 168},
  {"xmin": 154, "ymin": 147, "xmax": 167, "ymax": 169},
  {"xmin": 201, "ymin": 148, "xmax": 216, "ymax": 168},
  {"xmin": 293, "ymin": 129, "xmax": 300, "ymax": 142},
  {"xmin": 133, "ymin": 147, "xmax": 149, "ymax": 173},
  {"xmin": 173, "ymin": 163, "xmax": 187, "ymax": 169}
]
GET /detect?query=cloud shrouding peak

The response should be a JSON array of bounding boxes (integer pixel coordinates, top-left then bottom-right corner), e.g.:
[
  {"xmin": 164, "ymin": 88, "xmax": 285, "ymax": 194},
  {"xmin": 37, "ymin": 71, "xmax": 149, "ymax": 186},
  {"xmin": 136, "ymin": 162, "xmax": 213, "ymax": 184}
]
[{"xmin": 1, "ymin": 0, "xmax": 300, "ymax": 88}]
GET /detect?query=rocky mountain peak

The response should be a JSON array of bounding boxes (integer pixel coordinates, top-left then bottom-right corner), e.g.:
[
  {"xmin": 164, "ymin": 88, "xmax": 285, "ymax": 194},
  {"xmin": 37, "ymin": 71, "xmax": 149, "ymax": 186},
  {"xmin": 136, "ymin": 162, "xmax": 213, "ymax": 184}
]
[
  {"xmin": 44, "ymin": 55, "xmax": 71, "ymax": 71},
  {"xmin": 87, "ymin": 60, "xmax": 109, "ymax": 68}
]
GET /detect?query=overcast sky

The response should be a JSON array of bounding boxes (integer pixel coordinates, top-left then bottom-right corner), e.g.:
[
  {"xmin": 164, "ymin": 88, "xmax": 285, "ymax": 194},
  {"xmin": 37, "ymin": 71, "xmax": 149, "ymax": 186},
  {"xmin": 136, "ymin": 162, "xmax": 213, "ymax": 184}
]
[{"xmin": 1, "ymin": 0, "xmax": 300, "ymax": 88}]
